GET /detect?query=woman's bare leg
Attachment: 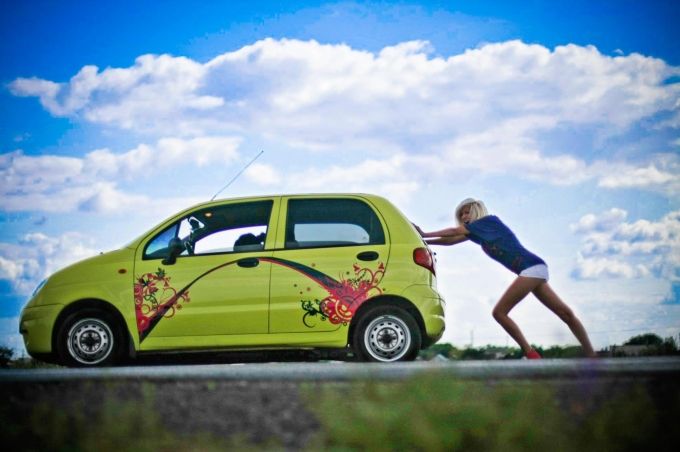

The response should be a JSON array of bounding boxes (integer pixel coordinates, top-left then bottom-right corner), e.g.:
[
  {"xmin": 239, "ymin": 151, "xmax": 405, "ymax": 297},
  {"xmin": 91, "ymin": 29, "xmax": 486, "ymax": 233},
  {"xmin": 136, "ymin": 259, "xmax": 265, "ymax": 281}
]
[
  {"xmin": 492, "ymin": 277, "xmax": 544, "ymax": 355},
  {"xmin": 532, "ymin": 282, "xmax": 596, "ymax": 357}
]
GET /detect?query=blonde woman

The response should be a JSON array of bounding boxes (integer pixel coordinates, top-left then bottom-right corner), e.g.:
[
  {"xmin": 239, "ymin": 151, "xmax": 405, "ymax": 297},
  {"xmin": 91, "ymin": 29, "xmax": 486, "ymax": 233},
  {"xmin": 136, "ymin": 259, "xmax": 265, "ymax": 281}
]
[{"xmin": 415, "ymin": 198, "xmax": 596, "ymax": 359}]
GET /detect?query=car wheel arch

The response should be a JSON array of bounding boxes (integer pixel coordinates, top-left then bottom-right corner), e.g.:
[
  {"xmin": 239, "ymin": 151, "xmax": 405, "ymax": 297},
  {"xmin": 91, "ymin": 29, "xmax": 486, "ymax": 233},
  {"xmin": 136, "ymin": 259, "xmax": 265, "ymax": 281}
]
[
  {"xmin": 52, "ymin": 298, "xmax": 132, "ymax": 359},
  {"xmin": 348, "ymin": 295, "xmax": 426, "ymax": 348}
]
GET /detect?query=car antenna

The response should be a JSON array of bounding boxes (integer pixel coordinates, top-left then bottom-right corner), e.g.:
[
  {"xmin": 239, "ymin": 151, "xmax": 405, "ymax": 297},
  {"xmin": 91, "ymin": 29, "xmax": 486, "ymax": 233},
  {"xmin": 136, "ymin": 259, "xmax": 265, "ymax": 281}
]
[{"xmin": 210, "ymin": 150, "xmax": 264, "ymax": 201}]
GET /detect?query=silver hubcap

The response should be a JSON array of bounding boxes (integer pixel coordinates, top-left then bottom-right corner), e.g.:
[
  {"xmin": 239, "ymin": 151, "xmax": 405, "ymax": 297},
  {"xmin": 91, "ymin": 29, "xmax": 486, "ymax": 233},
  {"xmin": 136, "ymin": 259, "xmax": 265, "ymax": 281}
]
[
  {"xmin": 364, "ymin": 314, "xmax": 411, "ymax": 362},
  {"xmin": 67, "ymin": 318, "xmax": 114, "ymax": 365}
]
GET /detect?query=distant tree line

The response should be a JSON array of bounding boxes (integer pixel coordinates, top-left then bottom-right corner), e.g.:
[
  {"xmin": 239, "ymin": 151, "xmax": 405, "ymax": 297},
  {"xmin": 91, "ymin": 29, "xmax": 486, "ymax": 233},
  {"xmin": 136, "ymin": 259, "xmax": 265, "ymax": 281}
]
[
  {"xmin": 419, "ymin": 333, "xmax": 680, "ymax": 360},
  {"xmin": 1, "ymin": 332, "xmax": 678, "ymax": 367},
  {"xmin": 0, "ymin": 345, "xmax": 12, "ymax": 368}
]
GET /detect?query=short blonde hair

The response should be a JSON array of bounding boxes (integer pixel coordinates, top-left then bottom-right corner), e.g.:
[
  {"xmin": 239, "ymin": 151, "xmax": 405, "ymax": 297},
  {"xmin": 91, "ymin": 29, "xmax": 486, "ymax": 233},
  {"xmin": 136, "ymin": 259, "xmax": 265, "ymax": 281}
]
[{"xmin": 455, "ymin": 198, "xmax": 488, "ymax": 225}]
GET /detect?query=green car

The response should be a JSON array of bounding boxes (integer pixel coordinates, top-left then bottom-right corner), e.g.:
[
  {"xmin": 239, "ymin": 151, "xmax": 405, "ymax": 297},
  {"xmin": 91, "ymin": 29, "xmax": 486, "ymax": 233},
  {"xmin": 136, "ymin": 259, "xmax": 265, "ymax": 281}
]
[{"xmin": 20, "ymin": 194, "xmax": 445, "ymax": 366}]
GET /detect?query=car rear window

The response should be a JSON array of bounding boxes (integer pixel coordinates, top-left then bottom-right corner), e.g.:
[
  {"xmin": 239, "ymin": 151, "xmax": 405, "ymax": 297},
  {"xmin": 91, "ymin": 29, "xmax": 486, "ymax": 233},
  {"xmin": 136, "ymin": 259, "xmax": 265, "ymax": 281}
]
[{"xmin": 285, "ymin": 198, "xmax": 385, "ymax": 249}]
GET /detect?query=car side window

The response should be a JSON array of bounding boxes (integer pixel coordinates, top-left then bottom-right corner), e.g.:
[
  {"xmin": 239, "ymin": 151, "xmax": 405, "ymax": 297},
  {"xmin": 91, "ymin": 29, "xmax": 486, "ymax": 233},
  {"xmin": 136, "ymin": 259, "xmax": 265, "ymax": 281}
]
[
  {"xmin": 144, "ymin": 223, "xmax": 179, "ymax": 259},
  {"xmin": 143, "ymin": 200, "xmax": 273, "ymax": 259},
  {"xmin": 285, "ymin": 198, "xmax": 385, "ymax": 249}
]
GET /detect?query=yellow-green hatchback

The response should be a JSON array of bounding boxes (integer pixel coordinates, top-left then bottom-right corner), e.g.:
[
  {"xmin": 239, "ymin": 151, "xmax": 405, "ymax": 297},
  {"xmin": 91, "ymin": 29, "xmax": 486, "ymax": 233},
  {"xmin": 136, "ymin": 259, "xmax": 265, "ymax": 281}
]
[{"xmin": 20, "ymin": 194, "xmax": 445, "ymax": 366}]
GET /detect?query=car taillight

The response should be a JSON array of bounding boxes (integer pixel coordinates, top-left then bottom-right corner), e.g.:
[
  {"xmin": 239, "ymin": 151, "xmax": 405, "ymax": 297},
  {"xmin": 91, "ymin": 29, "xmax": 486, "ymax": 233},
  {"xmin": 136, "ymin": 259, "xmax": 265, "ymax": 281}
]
[{"xmin": 413, "ymin": 247, "xmax": 436, "ymax": 275}]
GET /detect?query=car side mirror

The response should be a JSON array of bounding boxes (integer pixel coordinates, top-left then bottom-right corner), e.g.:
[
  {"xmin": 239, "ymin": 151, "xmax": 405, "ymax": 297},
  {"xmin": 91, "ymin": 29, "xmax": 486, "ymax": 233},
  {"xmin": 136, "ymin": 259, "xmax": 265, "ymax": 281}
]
[{"xmin": 162, "ymin": 238, "xmax": 184, "ymax": 265}]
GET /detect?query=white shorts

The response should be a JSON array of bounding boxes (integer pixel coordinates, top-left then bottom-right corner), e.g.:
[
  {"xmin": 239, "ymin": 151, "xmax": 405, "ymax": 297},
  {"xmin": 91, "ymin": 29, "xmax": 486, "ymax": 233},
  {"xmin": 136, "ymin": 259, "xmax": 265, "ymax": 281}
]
[{"xmin": 519, "ymin": 264, "xmax": 549, "ymax": 281}]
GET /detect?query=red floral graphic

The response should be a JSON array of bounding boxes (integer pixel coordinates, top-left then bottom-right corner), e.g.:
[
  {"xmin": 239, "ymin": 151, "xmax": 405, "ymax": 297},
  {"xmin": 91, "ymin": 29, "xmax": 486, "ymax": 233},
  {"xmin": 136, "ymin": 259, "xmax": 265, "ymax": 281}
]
[
  {"xmin": 134, "ymin": 268, "xmax": 190, "ymax": 337},
  {"xmin": 300, "ymin": 262, "xmax": 385, "ymax": 327},
  {"xmin": 132, "ymin": 258, "xmax": 386, "ymax": 341}
]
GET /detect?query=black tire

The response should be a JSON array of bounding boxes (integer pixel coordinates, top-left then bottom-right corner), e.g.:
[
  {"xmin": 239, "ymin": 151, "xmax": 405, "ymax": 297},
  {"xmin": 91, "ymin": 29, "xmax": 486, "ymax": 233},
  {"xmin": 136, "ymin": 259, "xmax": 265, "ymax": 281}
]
[
  {"xmin": 56, "ymin": 308, "xmax": 124, "ymax": 367},
  {"xmin": 352, "ymin": 306, "xmax": 421, "ymax": 362}
]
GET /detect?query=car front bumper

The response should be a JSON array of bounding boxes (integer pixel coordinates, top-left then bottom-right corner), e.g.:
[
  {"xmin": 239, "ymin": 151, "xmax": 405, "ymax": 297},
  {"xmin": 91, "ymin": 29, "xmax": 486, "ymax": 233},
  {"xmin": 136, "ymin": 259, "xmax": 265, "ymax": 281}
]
[{"xmin": 19, "ymin": 304, "xmax": 63, "ymax": 355}]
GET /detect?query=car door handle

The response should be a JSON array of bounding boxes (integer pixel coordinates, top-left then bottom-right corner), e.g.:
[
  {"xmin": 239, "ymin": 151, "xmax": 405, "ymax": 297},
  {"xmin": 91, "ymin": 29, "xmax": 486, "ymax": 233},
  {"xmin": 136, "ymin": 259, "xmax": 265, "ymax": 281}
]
[
  {"xmin": 237, "ymin": 257, "xmax": 260, "ymax": 268},
  {"xmin": 357, "ymin": 251, "xmax": 379, "ymax": 261}
]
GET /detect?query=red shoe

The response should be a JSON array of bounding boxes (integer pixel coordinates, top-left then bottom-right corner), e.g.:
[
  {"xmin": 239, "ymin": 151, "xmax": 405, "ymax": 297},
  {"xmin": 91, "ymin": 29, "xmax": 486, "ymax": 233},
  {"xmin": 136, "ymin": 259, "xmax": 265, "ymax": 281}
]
[{"xmin": 525, "ymin": 350, "xmax": 542, "ymax": 359}]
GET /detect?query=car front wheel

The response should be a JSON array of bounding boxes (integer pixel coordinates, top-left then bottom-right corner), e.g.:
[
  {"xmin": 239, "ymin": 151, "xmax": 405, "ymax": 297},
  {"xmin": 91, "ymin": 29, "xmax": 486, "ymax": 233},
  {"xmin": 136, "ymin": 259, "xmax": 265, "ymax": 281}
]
[
  {"xmin": 56, "ymin": 309, "xmax": 123, "ymax": 367},
  {"xmin": 353, "ymin": 306, "xmax": 421, "ymax": 362}
]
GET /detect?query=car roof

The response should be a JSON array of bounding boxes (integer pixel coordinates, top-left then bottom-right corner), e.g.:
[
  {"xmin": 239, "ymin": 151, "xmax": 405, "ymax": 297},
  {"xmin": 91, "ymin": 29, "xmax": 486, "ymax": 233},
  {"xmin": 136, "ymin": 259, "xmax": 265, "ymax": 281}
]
[
  {"xmin": 191, "ymin": 192, "xmax": 385, "ymax": 211},
  {"xmin": 124, "ymin": 193, "xmax": 390, "ymax": 249}
]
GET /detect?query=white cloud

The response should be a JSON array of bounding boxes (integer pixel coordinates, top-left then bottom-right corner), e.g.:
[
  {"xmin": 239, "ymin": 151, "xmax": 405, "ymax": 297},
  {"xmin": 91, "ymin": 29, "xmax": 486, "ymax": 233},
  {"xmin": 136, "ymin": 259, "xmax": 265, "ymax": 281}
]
[
  {"xmin": 572, "ymin": 254, "xmax": 651, "ymax": 279},
  {"xmin": 0, "ymin": 232, "xmax": 99, "ymax": 295},
  {"xmin": 83, "ymin": 136, "xmax": 240, "ymax": 178},
  {"xmin": 442, "ymin": 116, "xmax": 592, "ymax": 185},
  {"xmin": 599, "ymin": 165, "xmax": 675, "ymax": 188},
  {"xmin": 245, "ymin": 163, "xmax": 282, "ymax": 186},
  {"xmin": 282, "ymin": 153, "xmax": 421, "ymax": 201},
  {"xmin": 596, "ymin": 155, "xmax": 680, "ymax": 195},
  {"xmin": 9, "ymin": 39, "xmax": 679, "ymax": 191},
  {"xmin": 8, "ymin": 78, "xmax": 61, "ymax": 112},
  {"xmin": 0, "ymin": 256, "xmax": 22, "ymax": 280},
  {"xmin": 0, "ymin": 136, "xmax": 240, "ymax": 213},
  {"xmin": 570, "ymin": 208, "xmax": 628, "ymax": 233},
  {"xmin": 77, "ymin": 182, "xmax": 149, "ymax": 213},
  {"xmin": 572, "ymin": 209, "xmax": 680, "ymax": 280},
  {"xmin": 10, "ymin": 55, "xmax": 224, "ymax": 134}
]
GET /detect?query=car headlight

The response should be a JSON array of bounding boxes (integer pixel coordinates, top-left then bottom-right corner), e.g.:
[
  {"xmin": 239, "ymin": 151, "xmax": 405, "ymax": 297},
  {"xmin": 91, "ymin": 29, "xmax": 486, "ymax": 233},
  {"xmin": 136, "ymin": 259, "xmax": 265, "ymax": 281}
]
[{"xmin": 32, "ymin": 278, "xmax": 48, "ymax": 297}]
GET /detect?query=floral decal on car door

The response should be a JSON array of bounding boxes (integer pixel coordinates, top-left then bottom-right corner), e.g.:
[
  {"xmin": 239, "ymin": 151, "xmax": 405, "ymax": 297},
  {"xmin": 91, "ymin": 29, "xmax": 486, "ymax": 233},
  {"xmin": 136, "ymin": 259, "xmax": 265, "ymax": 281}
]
[
  {"xmin": 284, "ymin": 262, "xmax": 385, "ymax": 327},
  {"xmin": 134, "ymin": 268, "xmax": 191, "ymax": 341},
  {"xmin": 134, "ymin": 257, "xmax": 385, "ymax": 342}
]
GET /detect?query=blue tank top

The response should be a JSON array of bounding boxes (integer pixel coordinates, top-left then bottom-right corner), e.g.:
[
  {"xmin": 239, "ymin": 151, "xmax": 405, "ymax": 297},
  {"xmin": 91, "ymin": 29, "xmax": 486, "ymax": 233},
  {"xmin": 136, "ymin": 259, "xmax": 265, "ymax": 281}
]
[{"xmin": 465, "ymin": 215, "xmax": 545, "ymax": 274}]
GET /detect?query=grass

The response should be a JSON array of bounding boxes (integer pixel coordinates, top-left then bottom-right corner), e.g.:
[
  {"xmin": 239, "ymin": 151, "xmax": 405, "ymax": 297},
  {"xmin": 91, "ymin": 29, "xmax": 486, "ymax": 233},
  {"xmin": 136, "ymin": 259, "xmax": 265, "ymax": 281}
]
[
  {"xmin": 0, "ymin": 382, "xmax": 260, "ymax": 452},
  {"xmin": 306, "ymin": 374, "xmax": 680, "ymax": 452}
]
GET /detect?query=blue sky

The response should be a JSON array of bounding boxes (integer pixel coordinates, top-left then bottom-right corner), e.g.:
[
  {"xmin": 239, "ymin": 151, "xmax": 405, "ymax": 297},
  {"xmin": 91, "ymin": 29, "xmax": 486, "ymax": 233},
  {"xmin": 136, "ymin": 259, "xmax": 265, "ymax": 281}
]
[{"xmin": 2, "ymin": 0, "xmax": 679, "ymax": 353}]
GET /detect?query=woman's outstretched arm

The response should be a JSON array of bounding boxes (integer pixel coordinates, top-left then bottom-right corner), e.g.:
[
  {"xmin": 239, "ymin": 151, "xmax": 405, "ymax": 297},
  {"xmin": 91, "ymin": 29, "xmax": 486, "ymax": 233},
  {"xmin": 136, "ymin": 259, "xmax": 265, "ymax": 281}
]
[
  {"xmin": 425, "ymin": 235, "xmax": 468, "ymax": 246},
  {"xmin": 414, "ymin": 224, "xmax": 468, "ymax": 238},
  {"xmin": 413, "ymin": 224, "xmax": 469, "ymax": 246}
]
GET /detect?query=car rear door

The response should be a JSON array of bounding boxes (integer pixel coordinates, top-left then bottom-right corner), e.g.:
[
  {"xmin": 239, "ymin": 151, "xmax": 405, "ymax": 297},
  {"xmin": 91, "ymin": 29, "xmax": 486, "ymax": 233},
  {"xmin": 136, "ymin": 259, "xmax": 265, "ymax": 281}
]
[{"xmin": 268, "ymin": 196, "xmax": 390, "ymax": 333}]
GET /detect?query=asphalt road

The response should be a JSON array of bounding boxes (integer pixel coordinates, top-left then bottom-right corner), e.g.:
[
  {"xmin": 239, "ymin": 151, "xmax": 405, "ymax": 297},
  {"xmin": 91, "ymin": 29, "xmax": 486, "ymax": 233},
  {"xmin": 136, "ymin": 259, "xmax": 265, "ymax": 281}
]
[{"xmin": 2, "ymin": 356, "xmax": 679, "ymax": 382}]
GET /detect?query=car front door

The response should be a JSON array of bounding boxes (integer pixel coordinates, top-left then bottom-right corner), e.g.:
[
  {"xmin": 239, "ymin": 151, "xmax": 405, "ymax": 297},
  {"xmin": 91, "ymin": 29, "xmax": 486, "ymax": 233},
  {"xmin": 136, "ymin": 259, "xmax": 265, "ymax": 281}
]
[
  {"xmin": 268, "ymin": 196, "xmax": 390, "ymax": 334},
  {"xmin": 133, "ymin": 199, "xmax": 277, "ymax": 347}
]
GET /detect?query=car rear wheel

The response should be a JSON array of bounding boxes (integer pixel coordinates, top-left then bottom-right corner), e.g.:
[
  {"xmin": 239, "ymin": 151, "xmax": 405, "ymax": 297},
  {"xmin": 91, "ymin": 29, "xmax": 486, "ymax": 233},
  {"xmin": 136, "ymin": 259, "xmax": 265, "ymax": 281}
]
[
  {"xmin": 353, "ymin": 306, "xmax": 421, "ymax": 362},
  {"xmin": 56, "ymin": 309, "xmax": 123, "ymax": 367}
]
